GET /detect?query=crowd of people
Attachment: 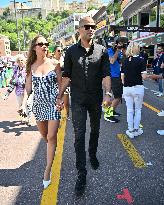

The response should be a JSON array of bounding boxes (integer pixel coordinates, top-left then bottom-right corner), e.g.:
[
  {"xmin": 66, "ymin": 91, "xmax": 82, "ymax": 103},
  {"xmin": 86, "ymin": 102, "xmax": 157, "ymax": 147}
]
[
  {"xmin": 0, "ymin": 60, "xmax": 14, "ymax": 88},
  {"xmin": 0, "ymin": 16, "xmax": 163, "ymax": 196}
]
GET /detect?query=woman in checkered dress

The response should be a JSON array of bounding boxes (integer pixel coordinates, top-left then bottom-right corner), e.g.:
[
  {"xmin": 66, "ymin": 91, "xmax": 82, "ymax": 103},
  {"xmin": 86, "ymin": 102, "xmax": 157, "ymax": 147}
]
[
  {"xmin": 24, "ymin": 35, "xmax": 61, "ymax": 189},
  {"xmin": 32, "ymin": 70, "xmax": 60, "ymax": 121}
]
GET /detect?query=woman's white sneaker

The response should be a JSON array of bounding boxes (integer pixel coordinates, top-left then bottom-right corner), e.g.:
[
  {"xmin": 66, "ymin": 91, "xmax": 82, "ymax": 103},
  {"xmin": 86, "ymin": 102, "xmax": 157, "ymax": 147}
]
[
  {"xmin": 134, "ymin": 128, "xmax": 143, "ymax": 137},
  {"xmin": 157, "ymin": 110, "xmax": 164, "ymax": 117},
  {"xmin": 126, "ymin": 130, "xmax": 135, "ymax": 139},
  {"xmin": 157, "ymin": 130, "xmax": 164, "ymax": 135}
]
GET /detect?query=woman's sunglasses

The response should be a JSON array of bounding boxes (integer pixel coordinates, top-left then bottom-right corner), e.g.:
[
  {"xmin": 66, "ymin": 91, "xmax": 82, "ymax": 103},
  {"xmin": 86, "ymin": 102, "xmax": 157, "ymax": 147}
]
[{"xmin": 35, "ymin": 42, "xmax": 49, "ymax": 47}]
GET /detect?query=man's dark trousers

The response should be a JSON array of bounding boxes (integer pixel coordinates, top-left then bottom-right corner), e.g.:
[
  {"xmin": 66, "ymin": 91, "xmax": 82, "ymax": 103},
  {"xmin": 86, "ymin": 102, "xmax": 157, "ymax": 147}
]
[{"xmin": 71, "ymin": 100, "xmax": 102, "ymax": 175}]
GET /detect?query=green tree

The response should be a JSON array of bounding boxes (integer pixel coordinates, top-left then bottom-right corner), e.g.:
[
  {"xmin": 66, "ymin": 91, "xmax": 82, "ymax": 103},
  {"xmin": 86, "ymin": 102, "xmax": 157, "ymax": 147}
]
[
  {"xmin": 106, "ymin": 3, "xmax": 113, "ymax": 15},
  {"xmin": 0, "ymin": 10, "xmax": 71, "ymax": 51},
  {"xmin": 38, "ymin": 12, "xmax": 42, "ymax": 20},
  {"xmin": 87, "ymin": 5, "xmax": 97, "ymax": 12},
  {"xmin": 61, "ymin": 10, "xmax": 70, "ymax": 19},
  {"xmin": 3, "ymin": 7, "xmax": 10, "ymax": 19}
]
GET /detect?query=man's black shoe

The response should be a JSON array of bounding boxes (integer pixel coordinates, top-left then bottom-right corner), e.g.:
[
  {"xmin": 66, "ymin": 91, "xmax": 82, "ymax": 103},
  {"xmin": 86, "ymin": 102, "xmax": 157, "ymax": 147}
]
[
  {"xmin": 75, "ymin": 174, "xmax": 86, "ymax": 197},
  {"xmin": 90, "ymin": 156, "xmax": 99, "ymax": 170},
  {"xmin": 104, "ymin": 115, "xmax": 120, "ymax": 123},
  {"xmin": 113, "ymin": 110, "xmax": 121, "ymax": 117}
]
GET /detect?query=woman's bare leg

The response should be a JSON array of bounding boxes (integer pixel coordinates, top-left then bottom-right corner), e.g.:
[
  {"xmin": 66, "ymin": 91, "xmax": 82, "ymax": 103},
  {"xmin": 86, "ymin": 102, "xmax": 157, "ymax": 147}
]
[
  {"xmin": 44, "ymin": 120, "xmax": 60, "ymax": 180},
  {"xmin": 36, "ymin": 121, "xmax": 48, "ymax": 142},
  {"xmin": 16, "ymin": 94, "xmax": 24, "ymax": 110}
]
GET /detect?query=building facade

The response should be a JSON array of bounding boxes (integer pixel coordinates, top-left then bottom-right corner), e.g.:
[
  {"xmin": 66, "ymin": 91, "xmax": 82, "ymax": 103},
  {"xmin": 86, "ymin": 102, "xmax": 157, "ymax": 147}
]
[
  {"xmin": 120, "ymin": 0, "xmax": 164, "ymax": 64},
  {"xmin": 52, "ymin": 9, "xmax": 98, "ymax": 46},
  {"xmin": 0, "ymin": 35, "xmax": 11, "ymax": 57},
  {"xmin": 120, "ymin": 0, "xmax": 164, "ymax": 42},
  {"xmin": 31, "ymin": 0, "xmax": 103, "ymax": 12}
]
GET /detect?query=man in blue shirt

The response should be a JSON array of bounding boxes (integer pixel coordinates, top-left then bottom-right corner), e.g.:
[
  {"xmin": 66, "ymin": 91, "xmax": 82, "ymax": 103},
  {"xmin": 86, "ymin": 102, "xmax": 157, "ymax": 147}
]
[{"xmin": 104, "ymin": 40, "xmax": 123, "ymax": 123}]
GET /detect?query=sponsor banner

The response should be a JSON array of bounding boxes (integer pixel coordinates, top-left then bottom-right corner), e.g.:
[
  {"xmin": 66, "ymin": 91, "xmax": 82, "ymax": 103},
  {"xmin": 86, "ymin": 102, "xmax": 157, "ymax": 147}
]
[
  {"xmin": 134, "ymin": 33, "xmax": 164, "ymax": 45},
  {"xmin": 121, "ymin": 0, "xmax": 130, "ymax": 11},
  {"xmin": 96, "ymin": 20, "xmax": 106, "ymax": 30}
]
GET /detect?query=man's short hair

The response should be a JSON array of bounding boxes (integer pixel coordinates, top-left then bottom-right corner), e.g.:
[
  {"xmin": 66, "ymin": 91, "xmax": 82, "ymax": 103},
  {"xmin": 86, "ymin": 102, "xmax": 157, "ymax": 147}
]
[{"xmin": 79, "ymin": 16, "xmax": 95, "ymax": 27}]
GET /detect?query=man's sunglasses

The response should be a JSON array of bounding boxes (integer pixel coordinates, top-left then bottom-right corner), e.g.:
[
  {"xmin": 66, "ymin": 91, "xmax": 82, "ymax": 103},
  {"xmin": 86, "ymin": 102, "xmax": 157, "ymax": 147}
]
[
  {"xmin": 35, "ymin": 42, "xmax": 49, "ymax": 47},
  {"xmin": 82, "ymin": 25, "xmax": 96, "ymax": 30},
  {"xmin": 57, "ymin": 50, "xmax": 62, "ymax": 52}
]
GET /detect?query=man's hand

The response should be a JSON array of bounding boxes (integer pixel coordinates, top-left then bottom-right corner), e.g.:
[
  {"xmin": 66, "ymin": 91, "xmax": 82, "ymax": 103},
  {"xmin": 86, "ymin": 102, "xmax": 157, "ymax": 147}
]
[
  {"xmin": 103, "ymin": 95, "xmax": 113, "ymax": 107},
  {"xmin": 56, "ymin": 98, "xmax": 64, "ymax": 111},
  {"xmin": 148, "ymin": 74, "xmax": 161, "ymax": 80}
]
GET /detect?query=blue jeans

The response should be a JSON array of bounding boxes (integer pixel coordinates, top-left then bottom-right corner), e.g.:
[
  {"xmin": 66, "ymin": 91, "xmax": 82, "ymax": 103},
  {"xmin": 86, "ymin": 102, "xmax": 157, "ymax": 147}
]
[
  {"xmin": 159, "ymin": 77, "xmax": 163, "ymax": 93},
  {"xmin": 71, "ymin": 101, "xmax": 102, "ymax": 174}
]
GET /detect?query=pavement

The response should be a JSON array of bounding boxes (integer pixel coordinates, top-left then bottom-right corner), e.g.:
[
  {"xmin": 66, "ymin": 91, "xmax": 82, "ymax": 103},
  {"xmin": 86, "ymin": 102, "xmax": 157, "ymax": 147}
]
[{"xmin": 0, "ymin": 79, "xmax": 164, "ymax": 205}]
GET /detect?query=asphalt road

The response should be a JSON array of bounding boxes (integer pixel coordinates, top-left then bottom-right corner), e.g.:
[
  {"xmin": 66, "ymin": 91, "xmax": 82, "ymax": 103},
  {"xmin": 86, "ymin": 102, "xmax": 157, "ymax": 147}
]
[{"xmin": 0, "ymin": 79, "xmax": 164, "ymax": 205}]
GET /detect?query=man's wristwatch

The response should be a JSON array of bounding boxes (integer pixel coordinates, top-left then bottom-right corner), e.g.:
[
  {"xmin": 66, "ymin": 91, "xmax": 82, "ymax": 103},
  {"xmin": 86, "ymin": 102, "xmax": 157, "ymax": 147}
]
[{"xmin": 105, "ymin": 92, "xmax": 112, "ymax": 97}]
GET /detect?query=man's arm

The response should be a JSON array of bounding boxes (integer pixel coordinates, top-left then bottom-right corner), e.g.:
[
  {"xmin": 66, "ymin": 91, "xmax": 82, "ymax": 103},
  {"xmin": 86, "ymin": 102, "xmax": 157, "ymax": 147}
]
[
  {"xmin": 55, "ymin": 63, "xmax": 62, "ymax": 90},
  {"xmin": 57, "ymin": 77, "xmax": 70, "ymax": 100},
  {"xmin": 109, "ymin": 50, "xmax": 120, "ymax": 64},
  {"xmin": 56, "ymin": 77, "xmax": 70, "ymax": 111},
  {"xmin": 102, "ymin": 76, "xmax": 112, "ymax": 105}
]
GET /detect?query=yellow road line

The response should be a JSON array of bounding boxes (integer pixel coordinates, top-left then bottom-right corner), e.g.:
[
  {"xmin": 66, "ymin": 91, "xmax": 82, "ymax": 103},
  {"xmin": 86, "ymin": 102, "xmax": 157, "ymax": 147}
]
[
  {"xmin": 117, "ymin": 134, "xmax": 147, "ymax": 168},
  {"xmin": 40, "ymin": 111, "xmax": 67, "ymax": 205},
  {"xmin": 143, "ymin": 102, "xmax": 160, "ymax": 113}
]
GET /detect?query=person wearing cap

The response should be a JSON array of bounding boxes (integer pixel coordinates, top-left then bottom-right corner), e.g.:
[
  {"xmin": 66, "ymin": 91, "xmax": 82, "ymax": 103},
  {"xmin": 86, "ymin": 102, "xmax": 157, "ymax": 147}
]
[
  {"xmin": 104, "ymin": 37, "xmax": 124, "ymax": 123},
  {"xmin": 56, "ymin": 16, "xmax": 112, "ymax": 196}
]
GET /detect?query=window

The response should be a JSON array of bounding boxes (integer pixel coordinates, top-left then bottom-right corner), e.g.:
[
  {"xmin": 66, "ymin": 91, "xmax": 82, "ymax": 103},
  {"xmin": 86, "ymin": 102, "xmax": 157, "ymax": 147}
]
[
  {"xmin": 140, "ymin": 13, "xmax": 149, "ymax": 26},
  {"xmin": 129, "ymin": 17, "xmax": 132, "ymax": 25},
  {"xmin": 150, "ymin": 7, "xmax": 156, "ymax": 22},
  {"xmin": 133, "ymin": 15, "xmax": 137, "ymax": 25}
]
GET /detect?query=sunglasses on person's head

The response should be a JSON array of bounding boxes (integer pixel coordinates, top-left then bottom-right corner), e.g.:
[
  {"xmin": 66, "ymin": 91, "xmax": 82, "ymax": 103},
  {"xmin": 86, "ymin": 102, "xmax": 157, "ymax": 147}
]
[
  {"xmin": 35, "ymin": 42, "xmax": 49, "ymax": 47},
  {"xmin": 82, "ymin": 25, "xmax": 96, "ymax": 30}
]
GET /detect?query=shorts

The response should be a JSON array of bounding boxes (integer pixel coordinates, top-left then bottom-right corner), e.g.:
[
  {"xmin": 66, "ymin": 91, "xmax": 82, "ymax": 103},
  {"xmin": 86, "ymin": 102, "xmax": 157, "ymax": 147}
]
[{"xmin": 111, "ymin": 77, "xmax": 123, "ymax": 98}]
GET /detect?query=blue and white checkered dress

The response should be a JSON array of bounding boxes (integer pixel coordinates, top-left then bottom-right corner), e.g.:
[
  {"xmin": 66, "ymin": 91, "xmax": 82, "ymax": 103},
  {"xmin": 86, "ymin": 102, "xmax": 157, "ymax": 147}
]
[{"xmin": 32, "ymin": 70, "xmax": 61, "ymax": 121}]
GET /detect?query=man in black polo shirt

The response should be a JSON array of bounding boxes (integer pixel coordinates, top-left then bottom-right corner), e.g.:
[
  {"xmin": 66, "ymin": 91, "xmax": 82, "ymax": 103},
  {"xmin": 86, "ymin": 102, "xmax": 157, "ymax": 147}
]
[{"xmin": 56, "ymin": 16, "xmax": 112, "ymax": 196}]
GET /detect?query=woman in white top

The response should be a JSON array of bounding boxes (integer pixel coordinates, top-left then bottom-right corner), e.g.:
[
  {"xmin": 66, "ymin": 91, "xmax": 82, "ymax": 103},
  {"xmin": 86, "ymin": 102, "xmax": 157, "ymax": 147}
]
[{"xmin": 121, "ymin": 42, "xmax": 148, "ymax": 139}]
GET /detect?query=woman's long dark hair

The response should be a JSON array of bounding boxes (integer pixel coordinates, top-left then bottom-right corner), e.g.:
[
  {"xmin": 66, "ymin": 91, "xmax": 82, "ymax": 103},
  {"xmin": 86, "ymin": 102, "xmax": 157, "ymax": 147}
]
[{"xmin": 26, "ymin": 35, "xmax": 43, "ymax": 76}]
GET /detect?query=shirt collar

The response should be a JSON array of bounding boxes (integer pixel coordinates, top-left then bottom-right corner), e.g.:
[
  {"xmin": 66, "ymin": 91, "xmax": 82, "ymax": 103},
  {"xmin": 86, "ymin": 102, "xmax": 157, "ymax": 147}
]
[{"xmin": 77, "ymin": 40, "xmax": 94, "ymax": 51}]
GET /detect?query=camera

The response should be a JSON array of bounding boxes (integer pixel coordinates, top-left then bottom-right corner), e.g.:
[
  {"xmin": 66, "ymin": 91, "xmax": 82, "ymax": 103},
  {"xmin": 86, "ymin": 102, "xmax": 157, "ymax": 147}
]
[
  {"xmin": 117, "ymin": 45, "xmax": 123, "ymax": 49},
  {"xmin": 107, "ymin": 36, "xmax": 128, "ymax": 50}
]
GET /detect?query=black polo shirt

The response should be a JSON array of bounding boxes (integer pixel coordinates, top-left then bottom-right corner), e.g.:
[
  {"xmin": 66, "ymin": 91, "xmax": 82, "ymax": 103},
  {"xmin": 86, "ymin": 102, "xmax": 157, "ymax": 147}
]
[
  {"xmin": 63, "ymin": 41, "xmax": 110, "ymax": 104},
  {"xmin": 121, "ymin": 56, "xmax": 146, "ymax": 87}
]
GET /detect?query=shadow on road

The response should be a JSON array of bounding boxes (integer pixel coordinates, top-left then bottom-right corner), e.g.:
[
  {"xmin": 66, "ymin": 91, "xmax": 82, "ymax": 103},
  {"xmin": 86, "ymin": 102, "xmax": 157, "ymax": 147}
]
[
  {"xmin": 0, "ymin": 139, "xmax": 46, "ymax": 205},
  {"xmin": 0, "ymin": 120, "xmax": 38, "ymax": 136}
]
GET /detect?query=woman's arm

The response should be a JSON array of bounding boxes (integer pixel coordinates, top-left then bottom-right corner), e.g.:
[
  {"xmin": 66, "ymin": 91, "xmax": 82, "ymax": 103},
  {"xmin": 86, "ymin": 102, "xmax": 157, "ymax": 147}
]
[{"xmin": 25, "ymin": 72, "xmax": 32, "ymax": 96}]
